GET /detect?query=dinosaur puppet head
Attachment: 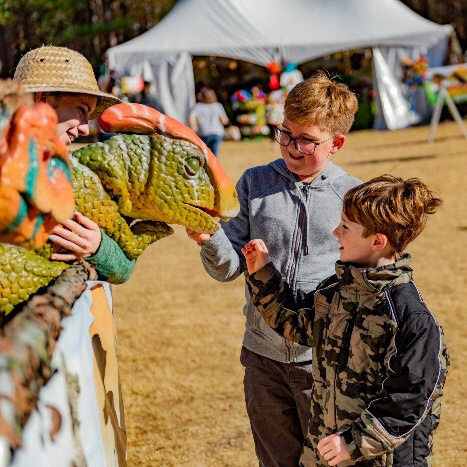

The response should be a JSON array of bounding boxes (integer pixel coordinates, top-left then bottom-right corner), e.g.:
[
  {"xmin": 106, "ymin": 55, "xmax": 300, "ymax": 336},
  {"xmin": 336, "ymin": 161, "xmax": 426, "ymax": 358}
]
[
  {"xmin": 98, "ymin": 103, "xmax": 239, "ymax": 233},
  {"xmin": 0, "ymin": 82, "xmax": 74, "ymax": 248}
]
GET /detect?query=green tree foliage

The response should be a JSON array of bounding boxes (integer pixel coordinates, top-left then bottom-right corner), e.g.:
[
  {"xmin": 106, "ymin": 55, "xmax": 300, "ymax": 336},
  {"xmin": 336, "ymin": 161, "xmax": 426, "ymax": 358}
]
[
  {"xmin": 0, "ymin": 0, "xmax": 176, "ymax": 77},
  {"xmin": 400, "ymin": 0, "xmax": 466, "ymax": 52}
]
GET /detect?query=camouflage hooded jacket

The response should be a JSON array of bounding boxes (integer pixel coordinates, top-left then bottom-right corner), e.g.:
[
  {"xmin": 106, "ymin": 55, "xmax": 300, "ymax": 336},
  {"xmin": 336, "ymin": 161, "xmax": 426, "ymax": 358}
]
[{"xmin": 246, "ymin": 255, "xmax": 448, "ymax": 466}]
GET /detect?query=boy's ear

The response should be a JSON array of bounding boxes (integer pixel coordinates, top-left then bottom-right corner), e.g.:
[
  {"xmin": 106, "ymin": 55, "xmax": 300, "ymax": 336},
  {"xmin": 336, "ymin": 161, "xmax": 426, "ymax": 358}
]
[
  {"xmin": 372, "ymin": 233, "xmax": 389, "ymax": 251},
  {"xmin": 329, "ymin": 134, "xmax": 346, "ymax": 155}
]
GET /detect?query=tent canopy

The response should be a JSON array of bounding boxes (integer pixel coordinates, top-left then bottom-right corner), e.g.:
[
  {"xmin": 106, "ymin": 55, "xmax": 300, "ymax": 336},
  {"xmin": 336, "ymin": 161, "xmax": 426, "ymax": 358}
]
[
  {"xmin": 108, "ymin": 0, "xmax": 451, "ymax": 69},
  {"xmin": 107, "ymin": 0, "xmax": 452, "ymax": 127}
]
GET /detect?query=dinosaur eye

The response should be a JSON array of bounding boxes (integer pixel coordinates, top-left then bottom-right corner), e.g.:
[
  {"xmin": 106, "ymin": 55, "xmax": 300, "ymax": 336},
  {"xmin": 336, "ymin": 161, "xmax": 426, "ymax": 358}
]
[{"xmin": 185, "ymin": 157, "xmax": 200, "ymax": 177}]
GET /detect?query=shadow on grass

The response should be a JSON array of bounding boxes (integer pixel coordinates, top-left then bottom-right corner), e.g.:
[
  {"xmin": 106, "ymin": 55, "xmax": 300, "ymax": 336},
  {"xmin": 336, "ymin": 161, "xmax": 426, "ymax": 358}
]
[
  {"xmin": 347, "ymin": 154, "xmax": 436, "ymax": 166},
  {"xmin": 347, "ymin": 148, "xmax": 466, "ymax": 166},
  {"xmin": 354, "ymin": 134, "xmax": 466, "ymax": 150}
]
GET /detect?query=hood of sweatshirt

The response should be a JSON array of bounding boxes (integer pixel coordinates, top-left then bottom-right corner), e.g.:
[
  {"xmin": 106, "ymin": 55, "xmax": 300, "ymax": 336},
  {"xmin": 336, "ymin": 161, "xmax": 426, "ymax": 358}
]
[{"xmin": 268, "ymin": 158, "xmax": 348, "ymax": 187}]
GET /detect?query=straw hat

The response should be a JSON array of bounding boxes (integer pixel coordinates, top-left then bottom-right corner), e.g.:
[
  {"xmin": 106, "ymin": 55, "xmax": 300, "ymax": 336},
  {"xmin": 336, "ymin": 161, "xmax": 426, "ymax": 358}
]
[{"xmin": 14, "ymin": 45, "xmax": 120, "ymax": 119}]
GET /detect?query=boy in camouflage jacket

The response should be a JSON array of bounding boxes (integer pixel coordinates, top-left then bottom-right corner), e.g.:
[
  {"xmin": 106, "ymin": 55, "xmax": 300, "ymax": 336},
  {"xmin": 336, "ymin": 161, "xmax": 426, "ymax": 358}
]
[{"xmin": 242, "ymin": 175, "xmax": 449, "ymax": 466}]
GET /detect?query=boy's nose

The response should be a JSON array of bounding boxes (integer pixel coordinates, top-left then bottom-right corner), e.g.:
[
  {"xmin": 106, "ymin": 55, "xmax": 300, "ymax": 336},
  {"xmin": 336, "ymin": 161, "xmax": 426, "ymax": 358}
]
[{"xmin": 332, "ymin": 226, "xmax": 339, "ymax": 238}]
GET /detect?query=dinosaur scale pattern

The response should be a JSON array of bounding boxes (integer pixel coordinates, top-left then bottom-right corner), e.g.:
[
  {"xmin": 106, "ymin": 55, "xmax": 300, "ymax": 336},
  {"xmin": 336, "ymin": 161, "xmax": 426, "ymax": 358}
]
[{"xmin": 0, "ymin": 96, "xmax": 239, "ymax": 315}]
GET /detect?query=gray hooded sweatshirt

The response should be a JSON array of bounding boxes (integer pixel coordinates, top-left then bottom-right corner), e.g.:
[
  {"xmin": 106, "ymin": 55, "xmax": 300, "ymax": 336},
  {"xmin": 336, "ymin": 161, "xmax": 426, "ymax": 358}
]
[{"xmin": 200, "ymin": 158, "xmax": 360, "ymax": 363}]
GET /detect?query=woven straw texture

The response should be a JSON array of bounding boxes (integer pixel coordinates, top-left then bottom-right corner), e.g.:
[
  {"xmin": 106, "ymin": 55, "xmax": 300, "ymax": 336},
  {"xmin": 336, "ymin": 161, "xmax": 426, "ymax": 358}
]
[{"xmin": 14, "ymin": 46, "xmax": 119, "ymax": 118}]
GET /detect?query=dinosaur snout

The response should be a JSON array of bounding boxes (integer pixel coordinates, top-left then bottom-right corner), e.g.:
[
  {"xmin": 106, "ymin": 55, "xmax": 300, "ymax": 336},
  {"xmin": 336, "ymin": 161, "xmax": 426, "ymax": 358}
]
[{"xmin": 205, "ymin": 150, "xmax": 239, "ymax": 220}]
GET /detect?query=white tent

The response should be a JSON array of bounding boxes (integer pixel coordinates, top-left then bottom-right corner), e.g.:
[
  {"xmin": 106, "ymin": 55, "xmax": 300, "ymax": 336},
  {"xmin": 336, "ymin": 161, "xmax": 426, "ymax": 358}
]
[{"xmin": 107, "ymin": 0, "xmax": 452, "ymax": 128}]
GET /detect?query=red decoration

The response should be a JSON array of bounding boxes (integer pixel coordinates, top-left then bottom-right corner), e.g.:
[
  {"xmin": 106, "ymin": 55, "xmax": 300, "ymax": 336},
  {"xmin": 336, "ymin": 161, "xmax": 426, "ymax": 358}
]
[{"xmin": 269, "ymin": 73, "xmax": 280, "ymax": 90}]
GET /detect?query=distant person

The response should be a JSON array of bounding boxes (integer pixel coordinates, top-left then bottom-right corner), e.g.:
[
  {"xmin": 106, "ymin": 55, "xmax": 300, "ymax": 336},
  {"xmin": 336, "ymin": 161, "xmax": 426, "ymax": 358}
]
[
  {"xmin": 265, "ymin": 88, "xmax": 285, "ymax": 139},
  {"xmin": 280, "ymin": 62, "xmax": 304, "ymax": 94},
  {"xmin": 138, "ymin": 80, "xmax": 165, "ymax": 114},
  {"xmin": 189, "ymin": 87, "xmax": 229, "ymax": 157}
]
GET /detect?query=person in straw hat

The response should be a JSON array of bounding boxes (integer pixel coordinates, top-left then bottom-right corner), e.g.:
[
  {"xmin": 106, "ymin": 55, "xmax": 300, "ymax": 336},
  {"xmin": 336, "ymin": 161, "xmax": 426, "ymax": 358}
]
[
  {"xmin": 14, "ymin": 45, "xmax": 135, "ymax": 283},
  {"xmin": 14, "ymin": 45, "xmax": 119, "ymax": 145}
]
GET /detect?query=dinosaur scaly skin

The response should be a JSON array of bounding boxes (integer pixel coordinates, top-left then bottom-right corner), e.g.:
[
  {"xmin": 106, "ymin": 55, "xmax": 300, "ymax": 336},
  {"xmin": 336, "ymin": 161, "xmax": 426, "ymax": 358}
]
[
  {"xmin": 0, "ymin": 243, "xmax": 68, "ymax": 313},
  {"xmin": 71, "ymin": 103, "xmax": 239, "ymax": 260},
  {"xmin": 0, "ymin": 100, "xmax": 239, "ymax": 314}
]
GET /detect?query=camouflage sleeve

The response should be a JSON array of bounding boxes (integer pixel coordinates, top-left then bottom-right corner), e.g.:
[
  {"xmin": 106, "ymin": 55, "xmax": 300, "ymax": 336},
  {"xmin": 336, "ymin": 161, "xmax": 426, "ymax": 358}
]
[
  {"xmin": 246, "ymin": 262, "xmax": 315, "ymax": 346},
  {"xmin": 86, "ymin": 230, "xmax": 136, "ymax": 284},
  {"xmin": 340, "ymin": 310, "xmax": 447, "ymax": 460}
]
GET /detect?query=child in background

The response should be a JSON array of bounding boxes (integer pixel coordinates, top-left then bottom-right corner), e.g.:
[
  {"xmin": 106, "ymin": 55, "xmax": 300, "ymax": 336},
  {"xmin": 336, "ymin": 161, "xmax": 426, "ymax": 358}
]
[
  {"xmin": 189, "ymin": 87, "xmax": 229, "ymax": 156},
  {"xmin": 243, "ymin": 175, "xmax": 449, "ymax": 466},
  {"xmin": 186, "ymin": 72, "xmax": 360, "ymax": 465},
  {"xmin": 265, "ymin": 88, "xmax": 285, "ymax": 142}
]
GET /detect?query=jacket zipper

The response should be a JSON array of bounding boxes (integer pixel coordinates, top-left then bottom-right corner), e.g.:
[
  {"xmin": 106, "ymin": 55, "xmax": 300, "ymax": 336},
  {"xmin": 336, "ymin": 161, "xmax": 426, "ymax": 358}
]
[
  {"xmin": 333, "ymin": 376, "xmax": 338, "ymax": 430},
  {"xmin": 284, "ymin": 184, "xmax": 311, "ymax": 362},
  {"xmin": 325, "ymin": 306, "xmax": 338, "ymax": 431},
  {"xmin": 289, "ymin": 184, "xmax": 310, "ymax": 291},
  {"xmin": 301, "ymin": 185, "xmax": 310, "ymax": 257},
  {"xmin": 337, "ymin": 307, "xmax": 359, "ymax": 372},
  {"xmin": 333, "ymin": 296, "xmax": 359, "ymax": 430}
]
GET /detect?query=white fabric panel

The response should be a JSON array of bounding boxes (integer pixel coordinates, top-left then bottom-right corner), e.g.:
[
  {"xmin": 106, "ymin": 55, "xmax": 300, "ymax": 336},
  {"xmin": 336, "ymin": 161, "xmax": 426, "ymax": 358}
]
[
  {"xmin": 372, "ymin": 36, "xmax": 449, "ymax": 129},
  {"xmin": 57, "ymin": 282, "xmax": 107, "ymax": 467},
  {"xmin": 9, "ymin": 283, "xmax": 109, "ymax": 467},
  {"xmin": 129, "ymin": 60, "xmax": 155, "ymax": 83},
  {"xmin": 10, "ymin": 372, "xmax": 76, "ymax": 467},
  {"xmin": 124, "ymin": 53, "xmax": 195, "ymax": 123},
  {"xmin": 372, "ymin": 48, "xmax": 419, "ymax": 130}
]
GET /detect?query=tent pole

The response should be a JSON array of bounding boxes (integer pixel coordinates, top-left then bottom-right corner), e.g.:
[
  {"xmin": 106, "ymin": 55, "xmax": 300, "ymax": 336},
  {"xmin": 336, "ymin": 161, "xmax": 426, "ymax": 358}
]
[{"xmin": 428, "ymin": 83, "xmax": 467, "ymax": 143}]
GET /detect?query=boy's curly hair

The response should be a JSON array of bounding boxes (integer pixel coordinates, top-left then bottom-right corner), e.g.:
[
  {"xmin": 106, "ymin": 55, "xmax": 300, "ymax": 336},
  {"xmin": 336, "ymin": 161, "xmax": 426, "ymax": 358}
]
[
  {"xmin": 343, "ymin": 175, "xmax": 442, "ymax": 253},
  {"xmin": 284, "ymin": 70, "xmax": 358, "ymax": 135}
]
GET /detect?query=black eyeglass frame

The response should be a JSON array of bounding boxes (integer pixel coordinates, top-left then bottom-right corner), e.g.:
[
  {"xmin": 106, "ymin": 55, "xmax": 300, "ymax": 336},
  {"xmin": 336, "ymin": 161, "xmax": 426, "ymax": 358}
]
[{"xmin": 273, "ymin": 125, "xmax": 334, "ymax": 156}]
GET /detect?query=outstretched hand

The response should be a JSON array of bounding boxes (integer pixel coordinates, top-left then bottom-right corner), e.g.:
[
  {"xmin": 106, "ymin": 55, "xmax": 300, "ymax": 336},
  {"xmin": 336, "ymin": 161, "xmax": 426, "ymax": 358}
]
[
  {"xmin": 241, "ymin": 239, "xmax": 269, "ymax": 275},
  {"xmin": 49, "ymin": 211, "xmax": 102, "ymax": 261},
  {"xmin": 317, "ymin": 434, "xmax": 351, "ymax": 466},
  {"xmin": 186, "ymin": 228, "xmax": 212, "ymax": 244}
]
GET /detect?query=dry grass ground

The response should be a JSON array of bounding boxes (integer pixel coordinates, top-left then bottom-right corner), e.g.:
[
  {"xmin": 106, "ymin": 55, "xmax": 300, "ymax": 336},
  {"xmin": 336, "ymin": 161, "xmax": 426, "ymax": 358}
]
[{"xmin": 111, "ymin": 121, "xmax": 467, "ymax": 466}]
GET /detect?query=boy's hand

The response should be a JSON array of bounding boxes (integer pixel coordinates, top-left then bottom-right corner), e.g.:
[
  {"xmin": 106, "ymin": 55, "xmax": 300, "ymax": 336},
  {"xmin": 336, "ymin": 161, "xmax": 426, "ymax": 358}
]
[
  {"xmin": 317, "ymin": 434, "xmax": 351, "ymax": 466},
  {"xmin": 241, "ymin": 239, "xmax": 269, "ymax": 275},
  {"xmin": 186, "ymin": 228, "xmax": 212, "ymax": 244},
  {"xmin": 49, "ymin": 211, "xmax": 102, "ymax": 261}
]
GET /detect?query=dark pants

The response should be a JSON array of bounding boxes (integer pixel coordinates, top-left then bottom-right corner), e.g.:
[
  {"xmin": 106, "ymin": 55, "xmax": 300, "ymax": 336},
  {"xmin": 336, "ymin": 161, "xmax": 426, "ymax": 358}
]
[
  {"xmin": 201, "ymin": 134, "xmax": 223, "ymax": 156},
  {"xmin": 240, "ymin": 346, "xmax": 313, "ymax": 467}
]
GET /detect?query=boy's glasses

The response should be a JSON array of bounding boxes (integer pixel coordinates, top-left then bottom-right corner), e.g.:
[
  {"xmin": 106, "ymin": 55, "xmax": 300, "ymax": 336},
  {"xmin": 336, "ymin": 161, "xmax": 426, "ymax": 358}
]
[{"xmin": 274, "ymin": 125, "xmax": 333, "ymax": 156}]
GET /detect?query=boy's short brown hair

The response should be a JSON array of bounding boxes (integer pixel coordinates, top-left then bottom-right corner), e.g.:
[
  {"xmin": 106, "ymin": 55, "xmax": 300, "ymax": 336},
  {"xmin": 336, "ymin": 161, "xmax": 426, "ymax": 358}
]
[
  {"xmin": 284, "ymin": 70, "xmax": 358, "ymax": 135},
  {"xmin": 343, "ymin": 174, "xmax": 442, "ymax": 253}
]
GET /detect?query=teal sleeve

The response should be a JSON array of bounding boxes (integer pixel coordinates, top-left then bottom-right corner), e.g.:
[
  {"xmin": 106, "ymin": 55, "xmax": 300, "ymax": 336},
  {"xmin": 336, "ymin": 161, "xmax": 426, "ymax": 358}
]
[{"xmin": 85, "ymin": 230, "xmax": 136, "ymax": 284}]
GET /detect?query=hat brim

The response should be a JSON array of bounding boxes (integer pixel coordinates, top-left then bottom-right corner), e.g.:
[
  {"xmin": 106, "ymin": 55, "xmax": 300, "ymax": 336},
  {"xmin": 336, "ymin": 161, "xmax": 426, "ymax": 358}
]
[{"xmin": 21, "ymin": 85, "xmax": 121, "ymax": 119}]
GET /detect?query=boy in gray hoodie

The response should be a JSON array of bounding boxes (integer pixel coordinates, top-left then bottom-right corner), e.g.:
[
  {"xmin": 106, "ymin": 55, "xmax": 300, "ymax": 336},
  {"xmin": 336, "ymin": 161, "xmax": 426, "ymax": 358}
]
[{"xmin": 186, "ymin": 71, "xmax": 360, "ymax": 466}]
